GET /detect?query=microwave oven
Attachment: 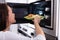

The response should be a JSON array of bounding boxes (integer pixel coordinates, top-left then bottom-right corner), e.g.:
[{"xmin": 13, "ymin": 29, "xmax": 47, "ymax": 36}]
[{"xmin": 7, "ymin": 1, "xmax": 54, "ymax": 29}]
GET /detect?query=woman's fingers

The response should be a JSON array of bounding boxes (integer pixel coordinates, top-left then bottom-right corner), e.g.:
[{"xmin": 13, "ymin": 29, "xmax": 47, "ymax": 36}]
[{"xmin": 33, "ymin": 15, "xmax": 42, "ymax": 23}]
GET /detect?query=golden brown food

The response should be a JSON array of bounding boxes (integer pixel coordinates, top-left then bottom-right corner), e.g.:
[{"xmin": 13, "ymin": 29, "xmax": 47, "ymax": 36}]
[
  {"xmin": 24, "ymin": 14, "xmax": 44, "ymax": 20},
  {"xmin": 27, "ymin": 14, "xmax": 35, "ymax": 18}
]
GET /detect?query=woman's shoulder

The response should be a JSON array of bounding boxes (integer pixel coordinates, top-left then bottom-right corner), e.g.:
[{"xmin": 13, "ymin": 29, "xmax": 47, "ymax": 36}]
[
  {"xmin": 5, "ymin": 31, "xmax": 20, "ymax": 39},
  {"xmin": 0, "ymin": 31, "xmax": 20, "ymax": 40},
  {"xmin": 5, "ymin": 31, "xmax": 19, "ymax": 35}
]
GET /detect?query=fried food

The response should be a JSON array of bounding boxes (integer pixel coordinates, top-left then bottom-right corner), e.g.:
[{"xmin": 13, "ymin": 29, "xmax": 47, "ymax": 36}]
[{"xmin": 24, "ymin": 14, "xmax": 44, "ymax": 20}]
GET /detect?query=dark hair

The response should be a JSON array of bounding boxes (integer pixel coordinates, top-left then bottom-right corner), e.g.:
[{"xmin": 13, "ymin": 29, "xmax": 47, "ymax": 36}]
[{"xmin": 0, "ymin": 3, "xmax": 8, "ymax": 31}]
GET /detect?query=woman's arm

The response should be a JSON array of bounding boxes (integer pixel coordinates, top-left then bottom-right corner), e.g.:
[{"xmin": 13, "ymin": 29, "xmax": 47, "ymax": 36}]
[
  {"xmin": 18, "ymin": 16, "xmax": 46, "ymax": 40},
  {"xmin": 33, "ymin": 16, "xmax": 45, "ymax": 36}
]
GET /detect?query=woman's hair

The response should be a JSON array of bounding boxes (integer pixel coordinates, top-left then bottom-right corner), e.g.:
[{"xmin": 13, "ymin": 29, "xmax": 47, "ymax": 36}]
[{"xmin": 0, "ymin": 3, "xmax": 8, "ymax": 31}]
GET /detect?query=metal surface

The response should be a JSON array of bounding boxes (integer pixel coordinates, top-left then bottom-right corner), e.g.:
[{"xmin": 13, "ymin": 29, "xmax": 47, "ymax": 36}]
[{"xmin": 43, "ymin": 0, "xmax": 58, "ymax": 37}]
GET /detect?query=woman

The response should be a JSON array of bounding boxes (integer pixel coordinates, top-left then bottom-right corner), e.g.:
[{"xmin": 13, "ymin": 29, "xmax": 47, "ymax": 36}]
[{"xmin": 0, "ymin": 3, "xmax": 46, "ymax": 40}]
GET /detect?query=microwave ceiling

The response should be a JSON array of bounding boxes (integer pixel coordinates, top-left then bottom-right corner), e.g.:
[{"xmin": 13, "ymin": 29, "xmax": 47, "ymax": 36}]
[{"xmin": 6, "ymin": 0, "xmax": 40, "ymax": 4}]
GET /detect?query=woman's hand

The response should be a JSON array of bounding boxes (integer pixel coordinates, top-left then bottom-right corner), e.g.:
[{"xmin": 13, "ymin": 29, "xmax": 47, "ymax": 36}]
[
  {"xmin": 32, "ymin": 15, "xmax": 45, "ymax": 36},
  {"xmin": 33, "ymin": 15, "xmax": 42, "ymax": 24}
]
